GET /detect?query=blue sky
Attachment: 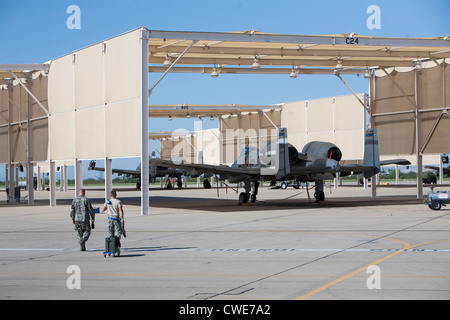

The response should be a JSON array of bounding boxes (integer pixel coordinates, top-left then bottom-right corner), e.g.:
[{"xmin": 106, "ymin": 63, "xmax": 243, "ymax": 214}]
[{"xmin": 1, "ymin": 0, "xmax": 449, "ymax": 180}]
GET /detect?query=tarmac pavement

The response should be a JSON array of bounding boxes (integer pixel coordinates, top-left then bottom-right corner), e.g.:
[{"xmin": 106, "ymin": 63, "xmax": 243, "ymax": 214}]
[{"xmin": 0, "ymin": 184, "xmax": 449, "ymax": 301}]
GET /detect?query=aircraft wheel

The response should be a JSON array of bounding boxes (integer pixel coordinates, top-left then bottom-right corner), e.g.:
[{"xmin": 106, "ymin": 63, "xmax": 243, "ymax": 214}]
[
  {"xmin": 314, "ymin": 191, "xmax": 325, "ymax": 202},
  {"xmin": 250, "ymin": 194, "xmax": 256, "ymax": 203},
  {"xmin": 239, "ymin": 192, "xmax": 249, "ymax": 205},
  {"xmin": 431, "ymin": 201, "xmax": 441, "ymax": 211},
  {"xmin": 281, "ymin": 182, "xmax": 287, "ymax": 190}
]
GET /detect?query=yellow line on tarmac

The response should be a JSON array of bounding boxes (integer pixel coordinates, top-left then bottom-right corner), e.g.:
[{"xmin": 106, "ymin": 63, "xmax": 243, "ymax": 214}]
[
  {"xmin": 296, "ymin": 249, "xmax": 406, "ymax": 300},
  {"xmin": 296, "ymin": 238, "xmax": 450, "ymax": 300}
]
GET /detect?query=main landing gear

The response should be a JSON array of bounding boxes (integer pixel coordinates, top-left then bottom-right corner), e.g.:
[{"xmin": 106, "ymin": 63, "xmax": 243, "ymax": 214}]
[{"xmin": 239, "ymin": 180, "xmax": 259, "ymax": 205}]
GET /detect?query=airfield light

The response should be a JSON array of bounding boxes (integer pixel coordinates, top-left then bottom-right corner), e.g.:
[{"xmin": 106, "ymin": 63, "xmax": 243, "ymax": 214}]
[
  {"xmin": 163, "ymin": 55, "xmax": 172, "ymax": 67},
  {"xmin": 364, "ymin": 68, "xmax": 372, "ymax": 79},
  {"xmin": 289, "ymin": 68, "xmax": 298, "ymax": 78},
  {"xmin": 211, "ymin": 67, "xmax": 220, "ymax": 78},
  {"xmin": 252, "ymin": 57, "xmax": 261, "ymax": 69}
]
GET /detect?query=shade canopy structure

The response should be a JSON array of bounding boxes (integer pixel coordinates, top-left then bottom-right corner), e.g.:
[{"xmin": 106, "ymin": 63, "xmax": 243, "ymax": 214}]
[
  {"xmin": 0, "ymin": 64, "xmax": 49, "ymax": 84},
  {"xmin": 146, "ymin": 30, "xmax": 450, "ymax": 75},
  {"xmin": 0, "ymin": 63, "xmax": 50, "ymax": 206},
  {"xmin": 148, "ymin": 104, "xmax": 283, "ymax": 118}
]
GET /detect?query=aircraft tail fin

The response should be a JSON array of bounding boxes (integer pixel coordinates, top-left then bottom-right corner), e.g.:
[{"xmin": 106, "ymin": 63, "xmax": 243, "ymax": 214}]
[
  {"xmin": 275, "ymin": 128, "xmax": 291, "ymax": 180},
  {"xmin": 363, "ymin": 128, "xmax": 380, "ymax": 179}
]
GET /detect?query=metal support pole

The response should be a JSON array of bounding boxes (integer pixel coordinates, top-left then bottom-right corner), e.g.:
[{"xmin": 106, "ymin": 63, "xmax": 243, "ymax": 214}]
[
  {"xmin": 371, "ymin": 174, "xmax": 377, "ymax": 197},
  {"xmin": 26, "ymin": 74, "xmax": 34, "ymax": 205},
  {"xmin": 27, "ymin": 163, "xmax": 34, "ymax": 204},
  {"xmin": 37, "ymin": 165, "xmax": 41, "ymax": 191},
  {"xmin": 7, "ymin": 81, "xmax": 14, "ymax": 202},
  {"xmin": 8, "ymin": 165, "xmax": 15, "ymax": 203},
  {"xmin": 141, "ymin": 28, "xmax": 150, "ymax": 215},
  {"xmin": 5, "ymin": 166, "xmax": 8, "ymax": 192},
  {"xmin": 75, "ymin": 159, "xmax": 83, "ymax": 197},
  {"xmin": 63, "ymin": 165, "xmax": 68, "ymax": 192},
  {"xmin": 49, "ymin": 161, "xmax": 56, "ymax": 207},
  {"xmin": 415, "ymin": 69, "xmax": 423, "ymax": 199},
  {"xmin": 105, "ymin": 158, "xmax": 112, "ymax": 201},
  {"xmin": 369, "ymin": 75, "xmax": 377, "ymax": 197},
  {"xmin": 59, "ymin": 165, "xmax": 63, "ymax": 191},
  {"xmin": 395, "ymin": 165, "xmax": 400, "ymax": 185}
]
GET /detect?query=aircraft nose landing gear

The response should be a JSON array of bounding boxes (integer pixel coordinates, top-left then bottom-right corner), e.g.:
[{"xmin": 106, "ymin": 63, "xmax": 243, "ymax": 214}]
[{"xmin": 314, "ymin": 180, "xmax": 325, "ymax": 203}]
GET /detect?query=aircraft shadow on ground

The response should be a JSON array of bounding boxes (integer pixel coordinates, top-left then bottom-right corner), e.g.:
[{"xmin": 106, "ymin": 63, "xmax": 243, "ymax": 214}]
[
  {"xmin": 0, "ymin": 193, "xmax": 430, "ymax": 213},
  {"xmin": 100, "ymin": 194, "xmax": 425, "ymax": 213}
]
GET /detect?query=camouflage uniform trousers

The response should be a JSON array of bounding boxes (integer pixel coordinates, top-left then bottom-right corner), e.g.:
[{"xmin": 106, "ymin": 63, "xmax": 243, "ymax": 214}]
[
  {"xmin": 74, "ymin": 221, "xmax": 92, "ymax": 245},
  {"xmin": 108, "ymin": 219, "xmax": 123, "ymax": 238},
  {"xmin": 108, "ymin": 219, "xmax": 123, "ymax": 248}
]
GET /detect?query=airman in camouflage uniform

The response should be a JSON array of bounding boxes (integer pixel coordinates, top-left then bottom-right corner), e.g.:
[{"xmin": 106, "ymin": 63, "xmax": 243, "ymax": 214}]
[
  {"xmin": 101, "ymin": 190, "xmax": 125, "ymax": 248},
  {"xmin": 70, "ymin": 189, "xmax": 95, "ymax": 251}
]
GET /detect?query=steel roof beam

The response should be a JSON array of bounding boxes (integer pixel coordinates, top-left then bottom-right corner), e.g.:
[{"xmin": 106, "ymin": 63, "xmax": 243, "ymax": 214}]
[
  {"xmin": 149, "ymin": 45, "xmax": 449, "ymax": 59},
  {"xmin": 145, "ymin": 30, "xmax": 450, "ymax": 48},
  {"xmin": 148, "ymin": 66, "xmax": 369, "ymax": 75},
  {"xmin": 148, "ymin": 57, "xmax": 413, "ymax": 68},
  {"xmin": 0, "ymin": 64, "xmax": 49, "ymax": 72}
]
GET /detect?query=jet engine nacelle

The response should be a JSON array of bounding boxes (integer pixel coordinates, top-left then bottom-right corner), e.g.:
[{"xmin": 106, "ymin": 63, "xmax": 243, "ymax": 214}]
[
  {"xmin": 260, "ymin": 143, "xmax": 299, "ymax": 163},
  {"xmin": 302, "ymin": 141, "xmax": 342, "ymax": 162},
  {"xmin": 287, "ymin": 144, "xmax": 299, "ymax": 163}
]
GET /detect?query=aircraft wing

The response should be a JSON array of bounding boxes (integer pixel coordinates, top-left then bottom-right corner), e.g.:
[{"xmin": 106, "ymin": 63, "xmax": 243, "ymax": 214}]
[
  {"xmin": 89, "ymin": 166, "xmax": 140, "ymax": 177},
  {"xmin": 338, "ymin": 164, "xmax": 379, "ymax": 175},
  {"xmin": 149, "ymin": 159, "xmax": 261, "ymax": 178},
  {"xmin": 88, "ymin": 161, "xmax": 139, "ymax": 177},
  {"xmin": 380, "ymin": 159, "xmax": 411, "ymax": 166},
  {"xmin": 339, "ymin": 159, "xmax": 411, "ymax": 176}
]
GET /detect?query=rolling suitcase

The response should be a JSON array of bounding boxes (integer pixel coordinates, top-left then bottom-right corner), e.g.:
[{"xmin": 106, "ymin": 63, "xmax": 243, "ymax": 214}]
[{"xmin": 103, "ymin": 236, "xmax": 120, "ymax": 257}]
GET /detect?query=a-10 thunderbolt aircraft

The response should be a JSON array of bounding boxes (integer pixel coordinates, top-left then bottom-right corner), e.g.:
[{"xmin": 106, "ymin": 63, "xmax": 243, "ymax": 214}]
[{"xmin": 150, "ymin": 128, "xmax": 410, "ymax": 205}]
